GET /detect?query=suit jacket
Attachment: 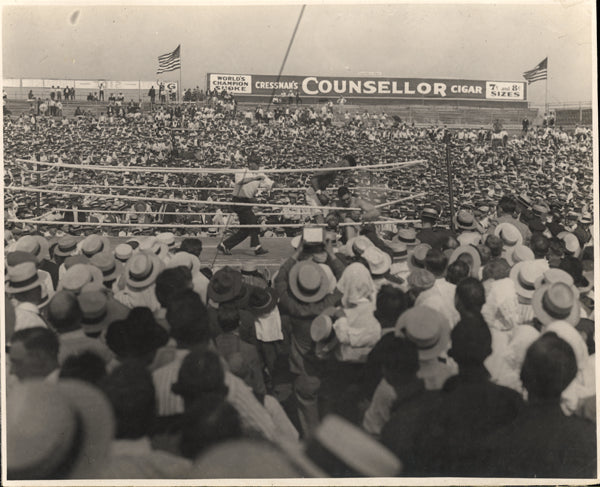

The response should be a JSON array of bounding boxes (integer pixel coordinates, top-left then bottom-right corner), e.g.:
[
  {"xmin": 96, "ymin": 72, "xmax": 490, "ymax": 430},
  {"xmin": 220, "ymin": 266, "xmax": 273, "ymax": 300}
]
[
  {"xmin": 215, "ymin": 332, "xmax": 266, "ymax": 396},
  {"xmin": 483, "ymin": 401, "xmax": 597, "ymax": 478},
  {"xmin": 40, "ymin": 259, "xmax": 59, "ymax": 289},
  {"xmin": 410, "ymin": 366, "xmax": 524, "ymax": 477}
]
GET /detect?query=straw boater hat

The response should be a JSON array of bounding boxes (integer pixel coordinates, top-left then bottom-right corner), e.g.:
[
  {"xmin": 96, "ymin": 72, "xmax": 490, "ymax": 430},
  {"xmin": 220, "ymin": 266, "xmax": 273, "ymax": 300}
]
[
  {"xmin": 421, "ymin": 206, "xmax": 439, "ymax": 221},
  {"xmin": 362, "ymin": 246, "xmax": 392, "ymax": 277},
  {"xmin": 89, "ymin": 252, "xmax": 122, "ymax": 284},
  {"xmin": 114, "ymin": 243, "xmax": 133, "ymax": 263},
  {"xmin": 407, "ymin": 243, "xmax": 432, "ymax": 272},
  {"xmin": 77, "ymin": 290, "xmax": 130, "ymax": 335},
  {"xmin": 345, "ymin": 235, "xmax": 373, "ymax": 258},
  {"xmin": 395, "ymin": 306, "xmax": 450, "ymax": 361},
  {"xmin": 15, "ymin": 235, "xmax": 50, "ymax": 263},
  {"xmin": 532, "ymin": 282, "xmax": 580, "ymax": 327},
  {"xmin": 166, "ymin": 251, "xmax": 201, "ymax": 273},
  {"xmin": 388, "ymin": 241, "xmax": 408, "ymax": 264},
  {"xmin": 156, "ymin": 232, "xmax": 176, "ymax": 249},
  {"xmin": 557, "ymin": 231, "xmax": 581, "ymax": 259},
  {"xmin": 310, "ymin": 307, "xmax": 341, "ymax": 357},
  {"xmin": 189, "ymin": 439, "xmax": 326, "ymax": 479},
  {"xmin": 58, "ymin": 264, "xmax": 104, "ymax": 294},
  {"xmin": 124, "ymin": 252, "xmax": 164, "ymax": 290},
  {"xmin": 534, "ymin": 268, "xmax": 575, "ymax": 290},
  {"xmin": 289, "ymin": 261, "xmax": 330, "ymax": 303},
  {"xmin": 139, "ymin": 238, "xmax": 170, "ymax": 261},
  {"xmin": 7, "ymin": 380, "xmax": 114, "ymax": 480},
  {"xmin": 510, "ymin": 261, "xmax": 545, "ymax": 302},
  {"xmin": 448, "ymin": 245, "xmax": 482, "ymax": 278},
  {"xmin": 578, "ymin": 212, "xmax": 593, "ymax": 225},
  {"xmin": 407, "ymin": 269, "xmax": 435, "ymax": 292},
  {"xmin": 64, "ymin": 255, "xmax": 90, "ymax": 270},
  {"xmin": 80, "ymin": 235, "xmax": 111, "ymax": 258},
  {"xmin": 5, "ymin": 262, "xmax": 45, "ymax": 295},
  {"xmin": 393, "ymin": 228, "xmax": 418, "ymax": 248},
  {"xmin": 310, "ymin": 415, "xmax": 401, "ymax": 477},
  {"xmin": 494, "ymin": 222, "xmax": 523, "ymax": 248},
  {"xmin": 53, "ymin": 236, "xmax": 79, "ymax": 258},
  {"xmin": 453, "ymin": 209, "xmax": 478, "ymax": 231},
  {"xmin": 507, "ymin": 244, "xmax": 534, "ymax": 266}
]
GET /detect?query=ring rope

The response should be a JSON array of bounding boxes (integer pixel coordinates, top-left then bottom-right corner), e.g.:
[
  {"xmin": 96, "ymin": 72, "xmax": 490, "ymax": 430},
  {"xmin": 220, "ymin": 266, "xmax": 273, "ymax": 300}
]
[
  {"xmin": 5, "ymin": 186, "xmax": 360, "ymax": 211},
  {"xmin": 43, "ymin": 208, "xmax": 295, "ymax": 217},
  {"xmin": 7, "ymin": 218, "xmax": 420, "ymax": 229},
  {"xmin": 32, "ymin": 183, "xmax": 408, "ymax": 194},
  {"xmin": 18, "ymin": 165, "xmax": 60, "ymax": 174},
  {"xmin": 6, "ymin": 187, "xmax": 424, "ymax": 212},
  {"xmin": 13, "ymin": 158, "xmax": 426, "ymax": 174},
  {"xmin": 374, "ymin": 193, "xmax": 427, "ymax": 208}
]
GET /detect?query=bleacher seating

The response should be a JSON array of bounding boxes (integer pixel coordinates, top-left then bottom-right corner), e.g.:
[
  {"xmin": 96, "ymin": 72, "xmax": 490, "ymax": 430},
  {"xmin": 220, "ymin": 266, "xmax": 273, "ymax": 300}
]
[
  {"xmin": 555, "ymin": 108, "xmax": 592, "ymax": 126},
  {"xmin": 4, "ymin": 97, "xmax": 540, "ymax": 129}
]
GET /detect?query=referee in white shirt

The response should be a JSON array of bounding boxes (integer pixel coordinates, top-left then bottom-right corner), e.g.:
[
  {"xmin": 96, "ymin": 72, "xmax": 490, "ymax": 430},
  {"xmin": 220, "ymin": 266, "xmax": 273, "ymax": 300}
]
[{"xmin": 218, "ymin": 154, "xmax": 269, "ymax": 256}]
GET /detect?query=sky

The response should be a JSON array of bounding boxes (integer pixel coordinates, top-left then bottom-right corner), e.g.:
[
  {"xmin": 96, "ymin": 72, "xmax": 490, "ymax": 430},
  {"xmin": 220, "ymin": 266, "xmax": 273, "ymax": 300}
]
[{"xmin": 1, "ymin": 1, "xmax": 596, "ymax": 106}]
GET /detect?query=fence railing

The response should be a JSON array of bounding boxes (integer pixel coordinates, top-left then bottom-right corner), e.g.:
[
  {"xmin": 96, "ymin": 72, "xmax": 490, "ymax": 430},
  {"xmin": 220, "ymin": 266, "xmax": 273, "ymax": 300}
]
[{"xmin": 529, "ymin": 101, "xmax": 593, "ymax": 111}]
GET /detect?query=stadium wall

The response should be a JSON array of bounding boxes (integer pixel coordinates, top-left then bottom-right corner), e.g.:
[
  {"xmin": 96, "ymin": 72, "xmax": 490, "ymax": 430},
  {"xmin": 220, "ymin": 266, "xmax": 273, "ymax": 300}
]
[
  {"xmin": 555, "ymin": 108, "xmax": 593, "ymax": 126},
  {"xmin": 2, "ymin": 78, "xmax": 177, "ymax": 102}
]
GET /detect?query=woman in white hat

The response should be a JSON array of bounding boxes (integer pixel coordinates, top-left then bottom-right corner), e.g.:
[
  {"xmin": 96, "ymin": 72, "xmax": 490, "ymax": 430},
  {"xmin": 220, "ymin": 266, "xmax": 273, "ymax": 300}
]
[
  {"xmin": 326, "ymin": 262, "xmax": 380, "ymax": 363},
  {"xmin": 310, "ymin": 262, "xmax": 381, "ymax": 423}
]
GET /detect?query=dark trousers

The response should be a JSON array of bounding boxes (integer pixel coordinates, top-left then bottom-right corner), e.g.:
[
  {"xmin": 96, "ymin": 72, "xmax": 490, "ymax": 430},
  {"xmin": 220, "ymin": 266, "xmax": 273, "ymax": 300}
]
[{"xmin": 223, "ymin": 197, "xmax": 260, "ymax": 249}]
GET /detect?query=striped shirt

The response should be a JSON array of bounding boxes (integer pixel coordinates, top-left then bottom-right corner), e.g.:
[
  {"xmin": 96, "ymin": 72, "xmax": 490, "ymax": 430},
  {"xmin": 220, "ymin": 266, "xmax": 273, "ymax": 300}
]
[
  {"xmin": 515, "ymin": 302, "xmax": 535, "ymax": 326},
  {"xmin": 152, "ymin": 349, "xmax": 290, "ymax": 442},
  {"xmin": 152, "ymin": 349, "xmax": 189, "ymax": 417}
]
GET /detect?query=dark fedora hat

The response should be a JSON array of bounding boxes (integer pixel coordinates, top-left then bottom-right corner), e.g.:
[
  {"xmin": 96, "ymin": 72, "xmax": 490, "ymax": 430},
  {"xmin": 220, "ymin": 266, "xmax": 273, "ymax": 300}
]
[
  {"xmin": 208, "ymin": 266, "xmax": 245, "ymax": 304},
  {"xmin": 105, "ymin": 307, "xmax": 169, "ymax": 358},
  {"xmin": 248, "ymin": 287, "xmax": 279, "ymax": 315}
]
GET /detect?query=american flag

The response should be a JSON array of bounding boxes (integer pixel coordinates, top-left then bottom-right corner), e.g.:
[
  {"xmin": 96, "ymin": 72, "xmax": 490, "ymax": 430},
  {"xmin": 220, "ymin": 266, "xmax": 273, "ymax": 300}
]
[
  {"xmin": 156, "ymin": 45, "xmax": 181, "ymax": 74},
  {"xmin": 522, "ymin": 57, "xmax": 547, "ymax": 84}
]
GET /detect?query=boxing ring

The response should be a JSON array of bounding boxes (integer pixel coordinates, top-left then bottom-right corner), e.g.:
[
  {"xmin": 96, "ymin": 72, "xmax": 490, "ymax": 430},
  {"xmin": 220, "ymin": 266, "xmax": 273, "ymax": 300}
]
[{"xmin": 5, "ymin": 157, "xmax": 428, "ymax": 268}]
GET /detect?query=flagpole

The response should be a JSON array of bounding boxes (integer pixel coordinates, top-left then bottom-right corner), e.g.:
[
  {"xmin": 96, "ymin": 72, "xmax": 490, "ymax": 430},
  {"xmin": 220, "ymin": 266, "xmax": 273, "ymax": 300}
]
[
  {"xmin": 179, "ymin": 44, "xmax": 182, "ymax": 103},
  {"xmin": 544, "ymin": 57, "xmax": 548, "ymax": 114}
]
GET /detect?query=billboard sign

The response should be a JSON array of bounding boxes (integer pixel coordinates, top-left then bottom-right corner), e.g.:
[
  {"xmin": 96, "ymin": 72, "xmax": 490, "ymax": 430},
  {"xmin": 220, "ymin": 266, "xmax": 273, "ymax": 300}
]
[
  {"xmin": 2, "ymin": 79, "xmax": 21, "ymax": 87},
  {"xmin": 208, "ymin": 73, "xmax": 526, "ymax": 101},
  {"xmin": 208, "ymin": 74, "xmax": 252, "ymax": 94},
  {"xmin": 108, "ymin": 81, "xmax": 140, "ymax": 90},
  {"xmin": 485, "ymin": 81, "xmax": 525, "ymax": 100}
]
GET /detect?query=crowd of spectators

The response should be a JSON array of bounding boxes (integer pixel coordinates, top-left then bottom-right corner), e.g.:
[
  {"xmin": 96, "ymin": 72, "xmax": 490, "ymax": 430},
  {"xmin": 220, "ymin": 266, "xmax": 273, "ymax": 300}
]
[
  {"xmin": 2, "ymin": 101, "xmax": 596, "ymax": 480},
  {"xmin": 3, "ymin": 101, "xmax": 593, "ymax": 239}
]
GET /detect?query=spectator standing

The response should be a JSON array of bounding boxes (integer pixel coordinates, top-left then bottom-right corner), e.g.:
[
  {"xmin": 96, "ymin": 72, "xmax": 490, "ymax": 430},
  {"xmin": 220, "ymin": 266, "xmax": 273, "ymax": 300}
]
[
  {"xmin": 8, "ymin": 327, "xmax": 59, "ymax": 383},
  {"xmin": 100, "ymin": 361, "xmax": 191, "ymax": 478},
  {"xmin": 485, "ymin": 333, "xmax": 596, "ymax": 477},
  {"xmin": 148, "ymin": 85, "xmax": 156, "ymax": 105},
  {"xmin": 410, "ymin": 314, "xmax": 523, "ymax": 476}
]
